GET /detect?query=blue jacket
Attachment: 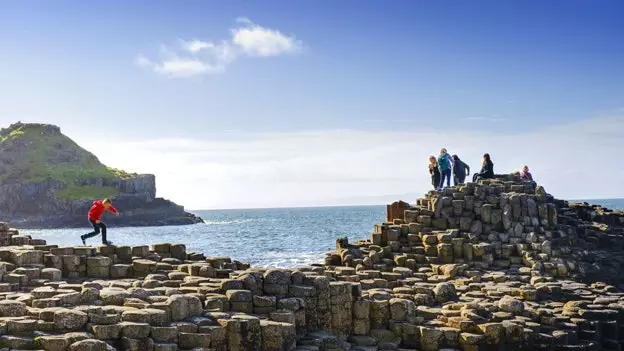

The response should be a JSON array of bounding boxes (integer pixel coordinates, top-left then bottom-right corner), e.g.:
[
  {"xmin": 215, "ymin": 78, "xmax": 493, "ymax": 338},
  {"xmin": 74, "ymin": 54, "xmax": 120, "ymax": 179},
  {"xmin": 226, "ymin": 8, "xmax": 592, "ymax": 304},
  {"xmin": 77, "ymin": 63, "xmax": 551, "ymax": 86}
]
[{"xmin": 437, "ymin": 154, "xmax": 452, "ymax": 172}]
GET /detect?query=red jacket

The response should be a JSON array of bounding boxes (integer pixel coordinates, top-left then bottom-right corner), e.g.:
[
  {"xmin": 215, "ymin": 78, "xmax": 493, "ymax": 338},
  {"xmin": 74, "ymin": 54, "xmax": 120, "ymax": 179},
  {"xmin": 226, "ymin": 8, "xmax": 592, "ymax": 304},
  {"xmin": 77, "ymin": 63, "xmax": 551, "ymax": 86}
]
[{"xmin": 88, "ymin": 201, "xmax": 118, "ymax": 221}]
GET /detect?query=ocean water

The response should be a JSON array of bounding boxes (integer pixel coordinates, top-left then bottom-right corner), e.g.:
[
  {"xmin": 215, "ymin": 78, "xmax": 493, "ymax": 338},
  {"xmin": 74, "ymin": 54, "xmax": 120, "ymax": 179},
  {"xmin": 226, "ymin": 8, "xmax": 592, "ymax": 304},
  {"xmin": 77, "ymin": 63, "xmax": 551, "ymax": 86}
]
[
  {"xmin": 571, "ymin": 198, "xmax": 624, "ymax": 211},
  {"xmin": 19, "ymin": 199, "xmax": 624, "ymax": 268},
  {"xmin": 21, "ymin": 206, "xmax": 386, "ymax": 268}
]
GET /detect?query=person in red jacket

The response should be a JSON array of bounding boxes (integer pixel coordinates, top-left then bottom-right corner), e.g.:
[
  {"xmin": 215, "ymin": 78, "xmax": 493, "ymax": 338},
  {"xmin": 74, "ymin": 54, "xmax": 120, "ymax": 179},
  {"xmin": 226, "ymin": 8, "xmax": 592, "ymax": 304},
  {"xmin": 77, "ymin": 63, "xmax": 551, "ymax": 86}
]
[{"xmin": 81, "ymin": 198, "xmax": 119, "ymax": 245}]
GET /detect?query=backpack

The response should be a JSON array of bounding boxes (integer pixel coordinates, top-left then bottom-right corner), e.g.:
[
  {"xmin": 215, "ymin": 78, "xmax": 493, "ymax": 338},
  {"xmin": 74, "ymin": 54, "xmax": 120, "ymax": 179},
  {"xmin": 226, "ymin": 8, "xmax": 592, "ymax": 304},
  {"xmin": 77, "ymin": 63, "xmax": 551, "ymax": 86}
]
[{"xmin": 437, "ymin": 154, "xmax": 451, "ymax": 171}]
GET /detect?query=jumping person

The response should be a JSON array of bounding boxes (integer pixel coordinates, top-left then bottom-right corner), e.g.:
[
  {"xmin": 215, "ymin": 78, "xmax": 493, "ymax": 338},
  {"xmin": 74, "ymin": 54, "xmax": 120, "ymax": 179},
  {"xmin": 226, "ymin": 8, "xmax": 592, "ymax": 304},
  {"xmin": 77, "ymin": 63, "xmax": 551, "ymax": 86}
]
[
  {"xmin": 428, "ymin": 156, "xmax": 440, "ymax": 190},
  {"xmin": 452, "ymin": 154, "xmax": 470, "ymax": 185},
  {"xmin": 81, "ymin": 198, "xmax": 119, "ymax": 245},
  {"xmin": 472, "ymin": 153, "xmax": 494, "ymax": 183},
  {"xmin": 437, "ymin": 148, "xmax": 453, "ymax": 190}
]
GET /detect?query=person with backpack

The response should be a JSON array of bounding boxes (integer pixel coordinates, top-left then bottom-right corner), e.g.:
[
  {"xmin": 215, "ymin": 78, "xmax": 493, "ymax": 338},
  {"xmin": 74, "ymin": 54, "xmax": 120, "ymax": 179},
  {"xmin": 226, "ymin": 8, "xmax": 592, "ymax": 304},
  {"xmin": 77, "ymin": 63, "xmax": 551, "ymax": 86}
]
[
  {"xmin": 452, "ymin": 154, "xmax": 470, "ymax": 185},
  {"xmin": 437, "ymin": 148, "xmax": 453, "ymax": 190}
]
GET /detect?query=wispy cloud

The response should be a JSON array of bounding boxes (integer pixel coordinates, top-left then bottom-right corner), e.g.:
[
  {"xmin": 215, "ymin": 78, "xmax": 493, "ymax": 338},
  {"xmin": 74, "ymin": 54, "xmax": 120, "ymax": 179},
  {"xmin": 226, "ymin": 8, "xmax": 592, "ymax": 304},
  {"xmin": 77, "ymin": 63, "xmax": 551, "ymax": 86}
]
[
  {"xmin": 136, "ymin": 18, "xmax": 303, "ymax": 77},
  {"xmin": 135, "ymin": 55, "xmax": 217, "ymax": 77},
  {"xmin": 75, "ymin": 114, "xmax": 624, "ymax": 209},
  {"xmin": 463, "ymin": 116, "xmax": 510, "ymax": 122}
]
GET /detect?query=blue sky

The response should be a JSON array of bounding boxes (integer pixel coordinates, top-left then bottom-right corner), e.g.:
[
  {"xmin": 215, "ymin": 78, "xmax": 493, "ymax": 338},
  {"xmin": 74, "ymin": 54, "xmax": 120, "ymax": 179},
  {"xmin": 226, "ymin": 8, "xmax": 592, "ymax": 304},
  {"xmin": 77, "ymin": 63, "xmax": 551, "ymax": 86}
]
[{"xmin": 1, "ymin": 1, "xmax": 624, "ymax": 209}]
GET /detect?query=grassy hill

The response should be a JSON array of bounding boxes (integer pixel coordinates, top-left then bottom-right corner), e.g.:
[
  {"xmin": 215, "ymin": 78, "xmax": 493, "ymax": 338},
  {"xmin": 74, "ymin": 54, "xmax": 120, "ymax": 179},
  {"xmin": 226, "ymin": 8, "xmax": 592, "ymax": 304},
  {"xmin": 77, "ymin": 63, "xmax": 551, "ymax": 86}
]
[{"xmin": 0, "ymin": 122, "xmax": 136, "ymax": 200}]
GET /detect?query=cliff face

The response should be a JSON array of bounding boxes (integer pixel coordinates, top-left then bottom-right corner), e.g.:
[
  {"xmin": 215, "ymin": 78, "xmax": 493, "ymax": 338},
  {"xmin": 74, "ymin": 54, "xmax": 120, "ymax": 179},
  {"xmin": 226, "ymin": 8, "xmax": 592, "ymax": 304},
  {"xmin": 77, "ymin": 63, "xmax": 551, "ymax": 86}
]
[{"xmin": 0, "ymin": 122, "xmax": 202, "ymax": 228}]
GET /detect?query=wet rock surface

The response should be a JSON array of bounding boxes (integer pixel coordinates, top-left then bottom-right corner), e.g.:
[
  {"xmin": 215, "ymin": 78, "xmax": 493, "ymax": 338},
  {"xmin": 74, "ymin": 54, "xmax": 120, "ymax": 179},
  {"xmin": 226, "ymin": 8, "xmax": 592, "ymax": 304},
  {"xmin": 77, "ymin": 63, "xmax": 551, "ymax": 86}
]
[{"xmin": 0, "ymin": 175, "xmax": 623, "ymax": 350}]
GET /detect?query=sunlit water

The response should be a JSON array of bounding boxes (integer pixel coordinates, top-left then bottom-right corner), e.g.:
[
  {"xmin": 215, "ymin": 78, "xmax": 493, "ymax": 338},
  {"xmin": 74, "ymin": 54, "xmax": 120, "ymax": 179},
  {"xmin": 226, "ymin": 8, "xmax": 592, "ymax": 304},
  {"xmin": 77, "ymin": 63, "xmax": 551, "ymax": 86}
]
[
  {"xmin": 21, "ymin": 206, "xmax": 386, "ymax": 267},
  {"xmin": 19, "ymin": 199, "xmax": 624, "ymax": 268}
]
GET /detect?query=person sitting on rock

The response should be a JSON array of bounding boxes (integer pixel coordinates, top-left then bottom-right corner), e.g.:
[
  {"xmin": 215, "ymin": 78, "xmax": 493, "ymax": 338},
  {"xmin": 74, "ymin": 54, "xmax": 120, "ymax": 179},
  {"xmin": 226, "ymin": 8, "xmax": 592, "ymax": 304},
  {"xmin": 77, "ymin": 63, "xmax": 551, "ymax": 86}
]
[
  {"xmin": 520, "ymin": 165, "xmax": 533, "ymax": 181},
  {"xmin": 428, "ymin": 155, "xmax": 440, "ymax": 190},
  {"xmin": 472, "ymin": 153, "xmax": 494, "ymax": 183},
  {"xmin": 81, "ymin": 198, "xmax": 119, "ymax": 246},
  {"xmin": 452, "ymin": 154, "xmax": 470, "ymax": 186},
  {"xmin": 437, "ymin": 148, "xmax": 454, "ymax": 190}
]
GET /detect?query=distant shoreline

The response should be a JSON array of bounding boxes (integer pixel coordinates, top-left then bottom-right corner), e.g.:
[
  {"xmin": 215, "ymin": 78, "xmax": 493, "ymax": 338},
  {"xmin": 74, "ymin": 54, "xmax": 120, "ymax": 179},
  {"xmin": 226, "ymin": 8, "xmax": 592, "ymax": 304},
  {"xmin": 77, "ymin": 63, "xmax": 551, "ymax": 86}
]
[{"xmin": 190, "ymin": 197, "xmax": 624, "ymax": 212}]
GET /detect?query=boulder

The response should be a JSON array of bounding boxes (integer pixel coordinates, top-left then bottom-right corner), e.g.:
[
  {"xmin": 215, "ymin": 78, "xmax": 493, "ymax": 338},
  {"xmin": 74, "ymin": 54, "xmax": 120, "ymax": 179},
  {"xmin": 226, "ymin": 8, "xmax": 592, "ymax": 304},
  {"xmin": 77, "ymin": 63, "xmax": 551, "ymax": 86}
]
[
  {"xmin": 100, "ymin": 287, "xmax": 130, "ymax": 305},
  {"xmin": 167, "ymin": 294, "xmax": 202, "ymax": 321},
  {"xmin": 498, "ymin": 296, "xmax": 524, "ymax": 314},
  {"xmin": 433, "ymin": 282, "xmax": 457, "ymax": 303},
  {"xmin": 54, "ymin": 309, "xmax": 89, "ymax": 330},
  {"xmin": 0, "ymin": 300, "xmax": 29, "ymax": 317}
]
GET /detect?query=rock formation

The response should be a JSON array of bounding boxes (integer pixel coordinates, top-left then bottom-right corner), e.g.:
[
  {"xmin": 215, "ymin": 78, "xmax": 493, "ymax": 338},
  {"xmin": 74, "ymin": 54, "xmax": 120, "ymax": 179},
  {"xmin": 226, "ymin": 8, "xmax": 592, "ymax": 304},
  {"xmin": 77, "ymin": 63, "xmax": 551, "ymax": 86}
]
[
  {"xmin": 0, "ymin": 122, "xmax": 202, "ymax": 228},
  {"xmin": 0, "ymin": 175, "xmax": 623, "ymax": 350}
]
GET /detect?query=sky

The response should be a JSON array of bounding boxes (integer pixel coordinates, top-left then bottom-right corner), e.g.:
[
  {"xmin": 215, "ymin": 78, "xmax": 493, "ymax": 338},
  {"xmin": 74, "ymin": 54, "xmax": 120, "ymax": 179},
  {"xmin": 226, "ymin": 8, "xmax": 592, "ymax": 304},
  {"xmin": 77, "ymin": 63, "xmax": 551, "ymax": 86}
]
[{"xmin": 1, "ymin": 1, "xmax": 624, "ymax": 209}]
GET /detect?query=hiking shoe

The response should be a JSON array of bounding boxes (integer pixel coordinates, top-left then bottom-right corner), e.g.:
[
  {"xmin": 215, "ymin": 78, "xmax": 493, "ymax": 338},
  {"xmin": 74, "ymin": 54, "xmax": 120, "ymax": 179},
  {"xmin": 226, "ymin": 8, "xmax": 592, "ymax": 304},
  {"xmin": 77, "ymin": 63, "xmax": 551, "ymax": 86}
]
[
  {"xmin": 103, "ymin": 240, "xmax": 113, "ymax": 246},
  {"xmin": 81, "ymin": 236, "xmax": 86, "ymax": 245}
]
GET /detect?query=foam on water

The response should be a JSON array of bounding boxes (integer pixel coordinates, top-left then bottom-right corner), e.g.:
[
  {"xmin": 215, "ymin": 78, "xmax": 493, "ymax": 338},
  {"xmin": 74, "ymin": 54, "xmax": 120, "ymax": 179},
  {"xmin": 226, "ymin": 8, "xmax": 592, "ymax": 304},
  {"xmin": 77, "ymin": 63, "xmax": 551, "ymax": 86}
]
[{"xmin": 202, "ymin": 219, "xmax": 256, "ymax": 225}]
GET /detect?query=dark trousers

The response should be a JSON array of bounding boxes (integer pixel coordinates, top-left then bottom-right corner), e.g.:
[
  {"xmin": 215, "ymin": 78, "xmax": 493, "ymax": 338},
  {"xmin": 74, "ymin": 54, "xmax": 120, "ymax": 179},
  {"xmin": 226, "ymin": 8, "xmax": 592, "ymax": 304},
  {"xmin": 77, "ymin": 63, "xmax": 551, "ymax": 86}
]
[
  {"xmin": 83, "ymin": 220, "xmax": 107, "ymax": 243},
  {"xmin": 439, "ymin": 169, "xmax": 451, "ymax": 189},
  {"xmin": 431, "ymin": 175, "xmax": 440, "ymax": 189},
  {"xmin": 454, "ymin": 175, "xmax": 466, "ymax": 186}
]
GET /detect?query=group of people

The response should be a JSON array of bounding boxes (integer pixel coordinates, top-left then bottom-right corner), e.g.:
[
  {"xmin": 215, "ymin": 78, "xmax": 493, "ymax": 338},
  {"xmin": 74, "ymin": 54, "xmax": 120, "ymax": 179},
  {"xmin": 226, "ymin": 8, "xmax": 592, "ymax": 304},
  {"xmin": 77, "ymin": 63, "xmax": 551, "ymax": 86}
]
[
  {"xmin": 428, "ymin": 149, "xmax": 534, "ymax": 191},
  {"xmin": 75, "ymin": 156, "xmax": 535, "ymax": 246}
]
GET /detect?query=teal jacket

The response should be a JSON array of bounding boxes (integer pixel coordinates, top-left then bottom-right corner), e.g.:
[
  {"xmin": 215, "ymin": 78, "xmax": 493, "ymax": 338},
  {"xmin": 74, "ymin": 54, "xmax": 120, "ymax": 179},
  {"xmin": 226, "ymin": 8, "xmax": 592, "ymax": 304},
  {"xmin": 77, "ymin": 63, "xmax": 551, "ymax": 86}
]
[{"xmin": 437, "ymin": 153, "xmax": 452, "ymax": 172}]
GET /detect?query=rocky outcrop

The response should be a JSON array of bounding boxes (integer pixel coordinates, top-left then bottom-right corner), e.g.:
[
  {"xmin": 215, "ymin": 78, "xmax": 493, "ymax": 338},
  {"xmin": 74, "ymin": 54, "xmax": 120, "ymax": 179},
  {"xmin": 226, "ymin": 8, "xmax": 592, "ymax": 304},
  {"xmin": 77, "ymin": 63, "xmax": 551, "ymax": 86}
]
[
  {"xmin": 0, "ymin": 122, "xmax": 202, "ymax": 228},
  {"xmin": 0, "ymin": 176, "xmax": 624, "ymax": 350},
  {"xmin": 0, "ymin": 174, "xmax": 202, "ymax": 228}
]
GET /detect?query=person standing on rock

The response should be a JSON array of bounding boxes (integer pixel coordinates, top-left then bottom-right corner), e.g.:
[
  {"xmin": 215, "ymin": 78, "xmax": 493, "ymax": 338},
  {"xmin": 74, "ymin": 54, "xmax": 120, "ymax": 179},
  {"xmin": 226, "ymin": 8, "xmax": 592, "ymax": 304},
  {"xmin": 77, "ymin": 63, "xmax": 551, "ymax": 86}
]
[
  {"xmin": 452, "ymin": 154, "xmax": 470, "ymax": 185},
  {"xmin": 437, "ymin": 148, "xmax": 453, "ymax": 190},
  {"xmin": 472, "ymin": 153, "xmax": 494, "ymax": 183},
  {"xmin": 80, "ymin": 198, "xmax": 119, "ymax": 245},
  {"xmin": 428, "ymin": 156, "xmax": 441, "ymax": 190}
]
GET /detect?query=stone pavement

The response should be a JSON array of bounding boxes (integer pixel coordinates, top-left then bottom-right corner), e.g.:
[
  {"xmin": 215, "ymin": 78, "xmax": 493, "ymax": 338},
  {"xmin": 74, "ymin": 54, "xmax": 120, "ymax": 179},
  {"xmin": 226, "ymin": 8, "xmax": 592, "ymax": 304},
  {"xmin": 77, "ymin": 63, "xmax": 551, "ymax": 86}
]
[{"xmin": 0, "ymin": 174, "xmax": 623, "ymax": 350}]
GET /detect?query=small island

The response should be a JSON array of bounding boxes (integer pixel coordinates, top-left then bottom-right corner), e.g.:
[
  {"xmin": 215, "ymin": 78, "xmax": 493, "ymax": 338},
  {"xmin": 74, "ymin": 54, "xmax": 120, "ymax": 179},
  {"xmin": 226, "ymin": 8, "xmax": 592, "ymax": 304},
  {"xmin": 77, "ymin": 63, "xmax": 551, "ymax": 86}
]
[{"xmin": 0, "ymin": 122, "xmax": 202, "ymax": 228}]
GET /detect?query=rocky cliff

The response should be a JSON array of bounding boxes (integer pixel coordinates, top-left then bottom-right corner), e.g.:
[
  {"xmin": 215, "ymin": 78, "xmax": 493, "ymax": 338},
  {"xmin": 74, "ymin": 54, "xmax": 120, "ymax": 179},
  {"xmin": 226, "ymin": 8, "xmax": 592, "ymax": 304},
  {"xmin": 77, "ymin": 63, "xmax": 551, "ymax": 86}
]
[{"xmin": 0, "ymin": 122, "xmax": 202, "ymax": 228}]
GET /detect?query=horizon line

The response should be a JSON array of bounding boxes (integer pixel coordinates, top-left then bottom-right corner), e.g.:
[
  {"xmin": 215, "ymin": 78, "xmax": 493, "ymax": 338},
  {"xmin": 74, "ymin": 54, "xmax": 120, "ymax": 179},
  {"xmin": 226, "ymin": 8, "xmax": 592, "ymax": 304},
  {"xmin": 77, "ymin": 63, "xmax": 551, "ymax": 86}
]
[{"xmin": 189, "ymin": 196, "xmax": 624, "ymax": 212}]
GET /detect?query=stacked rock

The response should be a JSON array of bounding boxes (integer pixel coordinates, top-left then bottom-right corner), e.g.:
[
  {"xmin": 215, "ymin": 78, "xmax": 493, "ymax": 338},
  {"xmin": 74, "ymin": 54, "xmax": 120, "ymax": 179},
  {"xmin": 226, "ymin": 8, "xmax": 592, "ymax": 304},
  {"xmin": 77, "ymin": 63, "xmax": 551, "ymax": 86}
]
[
  {"xmin": 324, "ymin": 176, "xmax": 624, "ymax": 350},
  {"xmin": 0, "ymin": 175, "xmax": 624, "ymax": 351},
  {"xmin": 0, "ymin": 224, "xmax": 362, "ymax": 350},
  {"xmin": 330, "ymin": 176, "xmax": 577, "ymax": 279}
]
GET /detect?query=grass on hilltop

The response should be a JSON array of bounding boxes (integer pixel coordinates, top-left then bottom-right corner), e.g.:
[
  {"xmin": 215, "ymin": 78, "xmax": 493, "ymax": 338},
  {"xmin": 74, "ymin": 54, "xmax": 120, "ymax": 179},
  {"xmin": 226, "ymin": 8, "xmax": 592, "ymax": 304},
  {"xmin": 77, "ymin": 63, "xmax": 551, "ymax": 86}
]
[{"xmin": 0, "ymin": 123, "xmax": 137, "ymax": 200}]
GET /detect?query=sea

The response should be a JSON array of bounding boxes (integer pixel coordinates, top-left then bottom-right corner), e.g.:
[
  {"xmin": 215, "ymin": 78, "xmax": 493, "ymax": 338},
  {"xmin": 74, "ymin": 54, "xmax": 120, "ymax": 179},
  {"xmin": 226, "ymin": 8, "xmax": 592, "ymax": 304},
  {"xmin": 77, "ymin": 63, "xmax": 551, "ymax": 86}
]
[{"xmin": 21, "ymin": 199, "xmax": 624, "ymax": 268}]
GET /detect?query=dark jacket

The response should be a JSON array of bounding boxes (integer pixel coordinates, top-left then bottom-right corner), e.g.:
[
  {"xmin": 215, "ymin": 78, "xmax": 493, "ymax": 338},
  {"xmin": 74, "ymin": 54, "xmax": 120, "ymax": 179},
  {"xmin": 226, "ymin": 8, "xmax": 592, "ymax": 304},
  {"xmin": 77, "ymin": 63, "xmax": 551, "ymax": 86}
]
[
  {"xmin": 453, "ymin": 160, "xmax": 470, "ymax": 178},
  {"xmin": 429, "ymin": 164, "xmax": 440, "ymax": 179},
  {"xmin": 478, "ymin": 160, "xmax": 494, "ymax": 178}
]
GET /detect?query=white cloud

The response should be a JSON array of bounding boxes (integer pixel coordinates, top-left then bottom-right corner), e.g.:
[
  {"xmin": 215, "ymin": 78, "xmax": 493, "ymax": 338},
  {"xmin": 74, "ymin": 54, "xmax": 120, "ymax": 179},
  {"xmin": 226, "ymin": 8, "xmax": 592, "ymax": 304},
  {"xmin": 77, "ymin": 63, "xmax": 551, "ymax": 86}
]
[
  {"xmin": 73, "ymin": 114, "xmax": 624, "ymax": 210},
  {"xmin": 136, "ymin": 18, "xmax": 303, "ymax": 77},
  {"xmin": 231, "ymin": 20, "xmax": 302, "ymax": 57}
]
